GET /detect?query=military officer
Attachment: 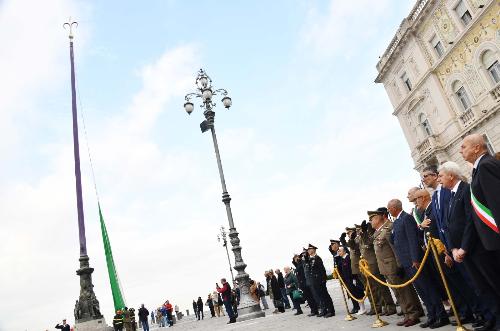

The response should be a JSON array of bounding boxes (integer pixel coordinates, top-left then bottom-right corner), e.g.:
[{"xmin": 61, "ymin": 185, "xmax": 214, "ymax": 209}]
[
  {"xmin": 369, "ymin": 207, "xmax": 423, "ymax": 327},
  {"xmin": 357, "ymin": 220, "xmax": 396, "ymax": 316},
  {"xmin": 305, "ymin": 243, "xmax": 335, "ymax": 318}
]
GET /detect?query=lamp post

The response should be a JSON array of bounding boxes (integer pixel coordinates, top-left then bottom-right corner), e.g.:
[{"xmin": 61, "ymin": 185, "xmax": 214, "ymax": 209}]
[
  {"xmin": 184, "ymin": 69, "xmax": 265, "ymax": 321},
  {"xmin": 217, "ymin": 226, "xmax": 235, "ymax": 284}
]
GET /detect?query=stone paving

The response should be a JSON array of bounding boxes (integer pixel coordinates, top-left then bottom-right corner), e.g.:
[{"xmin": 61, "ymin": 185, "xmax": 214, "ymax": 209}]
[{"xmin": 148, "ymin": 281, "xmax": 460, "ymax": 331}]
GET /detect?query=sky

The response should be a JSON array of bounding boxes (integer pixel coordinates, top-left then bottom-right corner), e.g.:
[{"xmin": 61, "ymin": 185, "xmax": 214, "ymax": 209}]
[{"xmin": 0, "ymin": 0, "xmax": 420, "ymax": 330}]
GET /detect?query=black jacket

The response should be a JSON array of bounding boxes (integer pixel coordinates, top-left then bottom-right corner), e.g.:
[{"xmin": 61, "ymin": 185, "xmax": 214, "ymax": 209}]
[
  {"xmin": 55, "ymin": 324, "xmax": 70, "ymax": 331},
  {"xmin": 446, "ymin": 181, "xmax": 477, "ymax": 253},
  {"xmin": 196, "ymin": 298, "xmax": 203, "ymax": 309},
  {"xmin": 138, "ymin": 307, "xmax": 149, "ymax": 321},
  {"xmin": 391, "ymin": 211, "xmax": 423, "ymax": 267},
  {"xmin": 267, "ymin": 274, "xmax": 281, "ymax": 299},
  {"xmin": 292, "ymin": 259, "xmax": 307, "ymax": 289},
  {"xmin": 305, "ymin": 254, "xmax": 327, "ymax": 285},
  {"xmin": 276, "ymin": 272, "xmax": 285, "ymax": 289},
  {"xmin": 471, "ymin": 154, "xmax": 500, "ymax": 251}
]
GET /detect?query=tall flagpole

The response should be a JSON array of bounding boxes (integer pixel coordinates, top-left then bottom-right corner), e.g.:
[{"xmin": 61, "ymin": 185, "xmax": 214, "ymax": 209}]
[{"xmin": 64, "ymin": 18, "xmax": 106, "ymax": 328}]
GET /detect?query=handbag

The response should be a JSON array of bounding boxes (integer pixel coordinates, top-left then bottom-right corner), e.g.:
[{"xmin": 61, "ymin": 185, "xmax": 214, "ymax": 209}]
[{"xmin": 292, "ymin": 289, "xmax": 303, "ymax": 301}]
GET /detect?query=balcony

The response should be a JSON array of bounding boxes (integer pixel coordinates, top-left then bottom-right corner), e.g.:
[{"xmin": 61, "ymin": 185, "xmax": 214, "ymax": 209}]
[
  {"xmin": 459, "ymin": 108, "xmax": 475, "ymax": 128},
  {"xmin": 490, "ymin": 82, "xmax": 500, "ymax": 101},
  {"xmin": 416, "ymin": 135, "xmax": 438, "ymax": 159}
]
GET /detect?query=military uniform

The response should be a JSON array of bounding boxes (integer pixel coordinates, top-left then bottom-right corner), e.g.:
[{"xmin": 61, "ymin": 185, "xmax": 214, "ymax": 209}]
[
  {"xmin": 305, "ymin": 244, "xmax": 335, "ymax": 317},
  {"xmin": 373, "ymin": 219, "xmax": 422, "ymax": 321},
  {"xmin": 358, "ymin": 225, "xmax": 396, "ymax": 315}
]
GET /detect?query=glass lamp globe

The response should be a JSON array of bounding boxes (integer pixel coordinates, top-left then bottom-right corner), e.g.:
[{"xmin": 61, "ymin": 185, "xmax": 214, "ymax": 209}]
[
  {"xmin": 222, "ymin": 96, "xmax": 232, "ymax": 109},
  {"xmin": 184, "ymin": 102, "xmax": 194, "ymax": 115},
  {"xmin": 202, "ymin": 89, "xmax": 213, "ymax": 101}
]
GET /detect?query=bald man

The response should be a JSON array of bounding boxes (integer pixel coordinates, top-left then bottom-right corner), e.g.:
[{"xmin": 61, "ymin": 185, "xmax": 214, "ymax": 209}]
[
  {"xmin": 388, "ymin": 199, "xmax": 449, "ymax": 328},
  {"xmin": 460, "ymin": 134, "xmax": 500, "ymax": 330}
]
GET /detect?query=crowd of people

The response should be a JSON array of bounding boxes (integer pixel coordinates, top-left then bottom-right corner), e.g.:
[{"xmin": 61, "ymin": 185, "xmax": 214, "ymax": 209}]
[
  {"xmin": 111, "ymin": 300, "xmax": 181, "ymax": 331},
  {"xmin": 204, "ymin": 133, "xmax": 500, "ymax": 331},
  {"xmin": 258, "ymin": 133, "xmax": 500, "ymax": 331}
]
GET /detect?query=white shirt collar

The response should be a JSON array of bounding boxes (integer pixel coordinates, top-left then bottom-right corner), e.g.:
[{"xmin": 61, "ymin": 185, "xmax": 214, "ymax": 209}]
[
  {"xmin": 396, "ymin": 210, "xmax": 403, "ymax": 219},
  {"xmin": 474, "ymin": 153, "xmax": 486, "ymax": 169},
  {"xmin": 452, "ymin": 180, "xmax": 461, "ymax": 193},
  {"xmin": 342, "ymin": 253, "xmax": 349, "ymax": 259}
]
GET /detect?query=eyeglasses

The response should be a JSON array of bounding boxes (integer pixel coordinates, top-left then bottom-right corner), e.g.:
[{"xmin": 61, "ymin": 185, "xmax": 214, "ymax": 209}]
[{"xmin": 422, "ymin": 173, "xmax": 437, "ymax": 179}]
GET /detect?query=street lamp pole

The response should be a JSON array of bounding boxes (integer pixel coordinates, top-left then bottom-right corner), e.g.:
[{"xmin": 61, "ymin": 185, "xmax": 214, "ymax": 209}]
[
  {"xmin": 184, "ymin": 69, "xmax": 265, "ymax": 321},
  {"xmin": 218, "ymin": 226, "xmax": 235, "ymax": 284}
]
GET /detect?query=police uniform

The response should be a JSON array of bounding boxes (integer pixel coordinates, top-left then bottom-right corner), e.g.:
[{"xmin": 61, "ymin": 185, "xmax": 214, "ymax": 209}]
[
  {"xmin": 305, "ymin": 244, "xmax": 335, "ymax": 317},
  {"xmin": 370, "ymin": 208, "xmax": 423, "ymax": 323}
]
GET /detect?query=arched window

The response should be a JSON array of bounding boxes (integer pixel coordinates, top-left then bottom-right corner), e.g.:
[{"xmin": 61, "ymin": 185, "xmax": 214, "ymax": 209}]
[
  {"xmin": 482, "ymin": 50, "xmax": 500, "ymax": 84},
  {"xmin": 419, "ymin": 113, "xmax": 432, "ymax": 137},
  {"xmin": 452, "ymin": 80, "xmax": 472, "ymax": 111}
]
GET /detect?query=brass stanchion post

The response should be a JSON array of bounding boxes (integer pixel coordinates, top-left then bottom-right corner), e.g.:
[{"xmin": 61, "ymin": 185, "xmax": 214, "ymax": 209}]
[
  {"xmin": 360, "ymin": 258, "xmax": 388, "ymax": 328},
  {"xmin": 335, "ymin": 268, "xmax": 357, "ymax": 321},
  {"xmin": 426, "ymin": 233, "xmax": 470, "ymax": 331}
]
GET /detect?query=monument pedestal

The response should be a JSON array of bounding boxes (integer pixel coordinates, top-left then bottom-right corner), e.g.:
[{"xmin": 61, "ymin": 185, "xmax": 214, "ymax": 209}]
[{"xmin": 74, "ymin": 318, "xmax": 112, "ymax": 331}]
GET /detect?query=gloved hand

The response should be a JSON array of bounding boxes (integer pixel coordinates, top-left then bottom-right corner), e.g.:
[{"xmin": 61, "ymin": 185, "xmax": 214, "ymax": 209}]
[
  {"xmin": 361, "ymin": 220, "xmax": 368, "ymax": 233},
  {"xmin": 340, "ymin": 232, "xmax": 347, "ymax": 245}
]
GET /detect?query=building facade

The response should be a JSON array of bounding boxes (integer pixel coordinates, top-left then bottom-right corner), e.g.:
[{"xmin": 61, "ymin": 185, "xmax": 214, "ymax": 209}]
[{"xmin": 375, "ymin": 0, "xmax": 500, "ymax": 172}]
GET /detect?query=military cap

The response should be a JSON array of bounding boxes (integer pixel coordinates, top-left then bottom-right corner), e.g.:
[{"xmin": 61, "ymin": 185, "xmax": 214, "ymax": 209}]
[
  {"xmin": 354, "ymin": 224, "xmax": 361, "ymax": 229},
  {"xmin": 367, "ymin": 207, "xmax": 389, "ymax": 218},
  {"xmin": 307, "ymin": 243, "xmax": 318, "ymax": 250},
  {"xmin": 345, "ymin": 226, "xmax": 355, "ymax": 232},
  {"xmin": 330, "ymin": 239, "xmax": 340, "ymax": 244}
]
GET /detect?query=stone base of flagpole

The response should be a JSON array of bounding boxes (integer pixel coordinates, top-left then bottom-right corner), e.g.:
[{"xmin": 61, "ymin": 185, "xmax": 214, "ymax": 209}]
[{"xmin": 74, "ymin": 318, "xmax": 112, "ymax": 331}]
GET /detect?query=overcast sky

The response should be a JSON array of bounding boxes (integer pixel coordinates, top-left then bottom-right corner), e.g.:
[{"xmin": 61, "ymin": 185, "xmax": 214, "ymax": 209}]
[{"xmin": 0, "ymin": 0, "xmax": 420, "ymax": 330}]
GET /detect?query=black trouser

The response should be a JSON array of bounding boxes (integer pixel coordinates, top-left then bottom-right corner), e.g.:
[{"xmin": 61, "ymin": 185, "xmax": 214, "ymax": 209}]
[
  {"xmin": 443, "ymin": 262, "xmax": 476, "ymax": 318},
  {"xmin": 465, "ymin": 249, "xmax": 500, "ymax": 327},
  {"xmin": 302, "ymin": 285, "xmax": 318, "ymax": 314},
  {"xmin": 311, "ymin": 281, "xmax": 334, "ymax": 314}
]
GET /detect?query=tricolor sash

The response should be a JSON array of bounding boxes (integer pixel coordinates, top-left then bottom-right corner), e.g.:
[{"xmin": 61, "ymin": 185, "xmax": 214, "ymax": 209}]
[
  {"xmin": 471, "ymin": 189, "xmax": 499, "ymax": 234},
  {"xmin": 412, "ymin": 208, "xmax": 422, "ymax": 225}
]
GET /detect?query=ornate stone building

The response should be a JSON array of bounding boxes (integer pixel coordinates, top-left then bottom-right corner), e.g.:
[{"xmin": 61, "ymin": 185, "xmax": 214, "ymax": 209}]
[{"xmin": 375, "ymin": 0, "xmax": 500, "ymax": 172}]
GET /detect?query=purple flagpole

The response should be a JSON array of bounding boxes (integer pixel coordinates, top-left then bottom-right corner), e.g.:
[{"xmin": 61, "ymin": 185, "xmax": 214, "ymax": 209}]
[
  {"xmin": 64, "ymin": 19, "xmax": 105, "ymax": 324},
  {"xmin": 69, "ymin": 34, "xmax": 87, "ymax": 257}
]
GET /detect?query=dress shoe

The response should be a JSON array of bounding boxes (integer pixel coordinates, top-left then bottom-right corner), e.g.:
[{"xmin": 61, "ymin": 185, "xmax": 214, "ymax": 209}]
[
  {"xmin": 472, "ymin": 316, "xmax": 485, "ymax": 328},
  {"xmin": 367, "ymin": 310, "xmax": 376, "ymax": 316},
  {"xmin": 386, "ymin": 309, "xmax": 397, "ymax": 316},
  {"xmin": 420, "ymin": 319, "xmax": 435, "ymax": 328},
  {"xmin": 349, "ymin": 308, "xmax": 359, "ymax": 314},
  {"xmin": 404, "ymin": 318, "xmax": 420, "ymax": 327},
  {"xmin": 323, "ymin": 312, "xmax": 334, "ymax": 318},
  {"xmin": 316, "ymin": 312, "xmax": 326, "ymax": 317},
  {"xmin": 294, "ymin": 311, "xmax": 303, "ymax": 316},
  {"xmin": 429, "ymin": 318, "xmax": 450, "ymax": 329},
  {"xmin": 451, "ymin": 316, "xmax": 475, "ymax": 326},
  {"xmin": 308, "ymin": 312, "xmax": 318, "ymax": 317},
  {"xmin": 397, "ymin": 319, "xmax": 408, "ymax": 326},
  {"xmin": 397, "ymin": 311, "xmax": 404, "ymax": 316},
  {"xmin": 474, "ymin": 319, "xmax": 496, "ymax": 331}
]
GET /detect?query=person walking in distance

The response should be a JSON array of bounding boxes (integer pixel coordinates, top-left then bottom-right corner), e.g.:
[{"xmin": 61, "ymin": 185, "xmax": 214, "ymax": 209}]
[
  {"xmin": 257, "ymin": 282, "xmax": 269, "ymax": 310},
  {"xmin": 275, "ymin": 268, "xmax": 291, "ymax": 309},
  {"xmin": 196, "ymin": 297, "xmax": 204, "ymax": 320},
  {"xmin": 207, "ymin": 294, "xmax": 216, "ymax": 317},
  {"xmin": 192, "ymin": 300, "xmax": 198, "ymax": 320},
  {"xmin": 113, "ymin": 310, "xmax": 124, "ymax": 331},
  {"xmin": 217, "ymin": 278, "xmax": 236, "ymax": 324},
  {"xmin": 137, "ymin": 304, "xmax": 149, "ymax": 331},
  {"xmin": 284, "ymin": 266, "xmax": 303, "ymax": 315}
]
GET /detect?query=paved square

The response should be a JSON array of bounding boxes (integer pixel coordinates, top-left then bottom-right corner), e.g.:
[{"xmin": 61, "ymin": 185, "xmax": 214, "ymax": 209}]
[{"xmin": 150, "ymin": 281, "xmax": 459, "ymax": 330}]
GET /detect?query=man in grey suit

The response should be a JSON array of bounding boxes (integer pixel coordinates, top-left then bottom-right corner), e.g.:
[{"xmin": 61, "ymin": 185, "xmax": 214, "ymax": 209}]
[{"xmin": 387, "ymin": 199, "xmax": 449, "ymax": 329}]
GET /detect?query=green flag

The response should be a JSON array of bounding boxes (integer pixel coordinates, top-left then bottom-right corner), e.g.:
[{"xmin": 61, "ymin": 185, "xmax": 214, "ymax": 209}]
[{"xmin": 99, "ymin": 204, "xmax": 126, "ymax": 311}]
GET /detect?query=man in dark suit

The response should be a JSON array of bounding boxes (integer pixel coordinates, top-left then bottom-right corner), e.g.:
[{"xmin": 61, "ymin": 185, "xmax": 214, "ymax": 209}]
[
  {"xmin": 438, "ymin": 160, "xmax": 497, "ymax": 330},
  {"xmin": 460, "ymin": 134, "xmax": 500, "ymax": 330},
  {"xmin": 387, "ymin": 199, "xmax": 449, "ymax": 329}
]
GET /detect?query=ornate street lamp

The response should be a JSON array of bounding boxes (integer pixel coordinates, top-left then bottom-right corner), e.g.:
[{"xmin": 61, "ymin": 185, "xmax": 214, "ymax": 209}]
[
  {"xmin": 184, "ymin": 69, "xmax": 264, "ymax": 321},
  {"xmin": 217, "ymin": 226, "xmax": 235, "ymax": 285}
]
